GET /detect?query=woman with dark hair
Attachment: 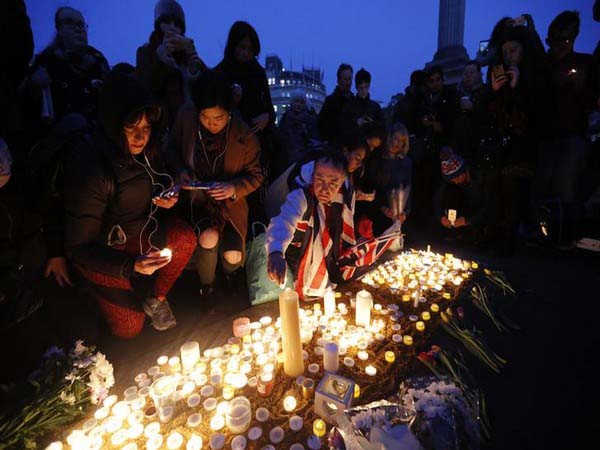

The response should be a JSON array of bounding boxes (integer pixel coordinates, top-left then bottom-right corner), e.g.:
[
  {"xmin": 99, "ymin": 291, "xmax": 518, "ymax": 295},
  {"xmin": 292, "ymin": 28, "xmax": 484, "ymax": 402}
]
[
  {"xmin": 64, "ymin": 71, "xmax": 196, "ymax": 338},
  {"xmin": 168, "ymin": 71, "xmax": 263, "ymax": 301},
  {"xmin": 215, "ymin": 21, "xmax": 279, "ymax": 182},
  {"xmin": 26, "ymin": 6, "xmax": 108, "ymax": 129},
  {"xmin": 136, "ymin": 0, "xmax": 207, "ymax": 129},
  {"xmin": 487, "ymin": 22, "xmax": 551, "ymax": 254}
]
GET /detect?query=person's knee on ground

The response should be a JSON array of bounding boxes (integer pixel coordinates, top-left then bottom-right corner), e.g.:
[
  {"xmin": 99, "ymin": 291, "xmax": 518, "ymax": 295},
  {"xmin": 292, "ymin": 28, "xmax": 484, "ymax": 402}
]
[
  {"xmin": 97, "ymin": 298, "xmax": 145, "ymax": 339},
  {"xmin": 198, "ymin": 228, "xmax": 219, "ymax": 249},
  {"xmin": 222, "ymin": 250, "xmax": 243, "ymax": 274}
]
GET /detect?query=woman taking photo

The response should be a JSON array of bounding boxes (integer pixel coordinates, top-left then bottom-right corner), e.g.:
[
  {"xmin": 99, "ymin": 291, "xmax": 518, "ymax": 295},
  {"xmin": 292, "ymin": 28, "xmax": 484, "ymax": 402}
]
[
  {"xmin": 65, "ymin": 71, "xmax": 196, "ymax": 338},
  {"xmin": 169, "ymin": 72, "xmax": 263, "ymax": 301}
]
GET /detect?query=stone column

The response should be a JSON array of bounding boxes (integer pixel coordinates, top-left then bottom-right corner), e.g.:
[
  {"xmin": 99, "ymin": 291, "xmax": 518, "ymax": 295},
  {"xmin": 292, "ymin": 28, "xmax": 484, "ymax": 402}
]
[{"xmin": 438, "ymin": 0, "xmax": 466, "ymax": 49}]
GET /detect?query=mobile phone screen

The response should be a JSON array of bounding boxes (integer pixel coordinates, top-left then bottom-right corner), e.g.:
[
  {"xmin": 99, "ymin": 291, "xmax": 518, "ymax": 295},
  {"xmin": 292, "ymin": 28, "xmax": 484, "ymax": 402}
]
[{"xmin": 479, "ymin": 40, "xmax": 489, "ymax": 53}]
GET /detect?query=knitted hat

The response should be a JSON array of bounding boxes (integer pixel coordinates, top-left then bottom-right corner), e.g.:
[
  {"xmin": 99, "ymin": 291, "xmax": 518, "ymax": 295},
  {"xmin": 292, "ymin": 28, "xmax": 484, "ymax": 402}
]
[
  {"xmin": 154, "ymin": 0, "xmax": 185, "ymax": 33},
  {"xmin": 440, "ymin": 147, "xmax": 466, "ymax": 180}
]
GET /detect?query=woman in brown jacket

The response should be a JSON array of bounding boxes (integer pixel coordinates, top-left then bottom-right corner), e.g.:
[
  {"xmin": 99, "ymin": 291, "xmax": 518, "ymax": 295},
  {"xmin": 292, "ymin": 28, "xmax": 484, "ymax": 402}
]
[{"xmin": 169, "ymin": 71, "xmax": 263, "ymax": 300}]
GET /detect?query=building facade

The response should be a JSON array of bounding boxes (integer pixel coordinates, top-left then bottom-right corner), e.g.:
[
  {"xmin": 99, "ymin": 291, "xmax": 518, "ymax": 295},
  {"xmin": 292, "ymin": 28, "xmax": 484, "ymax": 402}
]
[{"xmin": 265, "ymin": 54, "xmax": 327, "ymax": 124}]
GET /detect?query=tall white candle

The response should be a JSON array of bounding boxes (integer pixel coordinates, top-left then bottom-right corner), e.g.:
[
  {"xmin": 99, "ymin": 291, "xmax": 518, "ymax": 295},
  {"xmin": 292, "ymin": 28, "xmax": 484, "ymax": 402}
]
[
  {"xmin": 278, "ymin": 288, "xmax": 304, "ymax": 377},
  {"xmin": 180, "ymin": 341, "xmax": 200, "ymax": 374},
  {"xmin": 323, "ymin": 287, "xmax": 336, "ymax": 317},
  {"xmin": 355, "ymin": 290, "xmax": 373, "ymax": 327},
  {"xmin": 323, "ymin": 342, "xmax": 339, "ymax": 373}
]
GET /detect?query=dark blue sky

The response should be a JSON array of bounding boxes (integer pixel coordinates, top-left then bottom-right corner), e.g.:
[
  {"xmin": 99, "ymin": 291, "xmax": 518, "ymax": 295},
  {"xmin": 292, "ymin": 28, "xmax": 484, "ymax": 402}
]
[{"xmin": 25, "ymin": 0, "xmax": 598, "ymax": 104}]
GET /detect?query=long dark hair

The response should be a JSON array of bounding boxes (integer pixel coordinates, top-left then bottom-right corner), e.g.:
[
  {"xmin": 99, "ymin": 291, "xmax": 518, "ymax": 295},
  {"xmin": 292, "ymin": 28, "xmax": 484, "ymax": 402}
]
[
  {"xmin": 224, "ymin": 21, "xmax": 261, "ymax": 62},
  {"xmin": 122, "ymin": 105, "xmax": 163, "ymax": 162}
]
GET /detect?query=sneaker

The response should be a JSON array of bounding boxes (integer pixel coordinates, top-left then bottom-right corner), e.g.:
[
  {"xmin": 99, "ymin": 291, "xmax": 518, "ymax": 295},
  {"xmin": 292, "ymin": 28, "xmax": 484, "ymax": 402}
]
[
  {"xmin": 199, "ymin": 285, "xmax": 217, "ymax": 312},
  {"xmin": 143, "ymin": 297, "xmax": 176, "ymax": 331}
]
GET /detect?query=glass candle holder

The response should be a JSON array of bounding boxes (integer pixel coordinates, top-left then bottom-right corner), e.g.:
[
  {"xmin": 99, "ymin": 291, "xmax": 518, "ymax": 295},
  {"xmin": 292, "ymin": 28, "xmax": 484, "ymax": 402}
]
[
  {"xmin": 180, "ymin": 341, "xmax": 200, "ymax": 373},
  {"xmin": 226, "ymin": 396, "xmax": 252, "ymax": 434},
  {"xmin": 150, "ymin": 376, "xmax": 177, "ymax": 410},
  {"xmin": 313, "ymin": 419, "xmax": 326, "ymax": 437}
]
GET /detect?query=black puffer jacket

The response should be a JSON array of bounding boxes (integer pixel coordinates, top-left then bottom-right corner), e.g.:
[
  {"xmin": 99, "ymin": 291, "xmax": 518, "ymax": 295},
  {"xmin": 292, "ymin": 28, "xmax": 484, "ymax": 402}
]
[{"xmin": 65, "ymin": 72, "xmax": 170, "ymax": 279}]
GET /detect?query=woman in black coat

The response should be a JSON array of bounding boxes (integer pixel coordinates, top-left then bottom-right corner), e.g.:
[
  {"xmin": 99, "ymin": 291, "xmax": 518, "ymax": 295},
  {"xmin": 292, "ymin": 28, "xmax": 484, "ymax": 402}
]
[{"xmin": 64, "ymin": 71, "xmax": 196, "ymax": 338}]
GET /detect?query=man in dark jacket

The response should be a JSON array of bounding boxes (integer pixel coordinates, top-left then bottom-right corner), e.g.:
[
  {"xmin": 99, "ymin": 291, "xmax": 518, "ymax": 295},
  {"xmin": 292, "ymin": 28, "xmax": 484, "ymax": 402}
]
[
  {"xmin": 341, "ymin": 68, "xmax": 385, "ymax": 134},
  {"xmin": 434, "ymin": 147, "xmax": 489, "ymax": 241},
  {"xmin": 533, "ymin": 11, "xmax": 599, "ymax": 208},
  {"xmin": 318, "ymin": 63, "xmax": 354, "ymax": 143}
]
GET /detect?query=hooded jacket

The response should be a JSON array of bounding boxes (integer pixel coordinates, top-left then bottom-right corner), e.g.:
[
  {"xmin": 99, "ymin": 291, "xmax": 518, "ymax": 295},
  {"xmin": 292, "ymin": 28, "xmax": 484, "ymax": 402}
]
[{"xmin": 65, "ymin": 72, "xmax": 171, "ymax": 278}]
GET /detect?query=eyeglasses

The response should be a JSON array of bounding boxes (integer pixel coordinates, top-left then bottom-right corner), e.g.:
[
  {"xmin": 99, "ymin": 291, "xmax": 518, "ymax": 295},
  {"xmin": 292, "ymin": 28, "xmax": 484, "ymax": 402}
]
[{"xmin": 58, "ymin": 19, "xmax": 88, "ymax": 31}]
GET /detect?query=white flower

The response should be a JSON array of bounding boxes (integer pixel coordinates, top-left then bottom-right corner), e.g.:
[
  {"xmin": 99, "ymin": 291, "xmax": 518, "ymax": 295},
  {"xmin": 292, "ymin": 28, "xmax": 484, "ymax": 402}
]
[
  {"xmin": 86, "ymin": 352, "xmax": 114, "ymax": 404},
  {"xmin": 72, "ymin": 340, "xmax": 87, "ymax": 357},
  {"xmin": 60, "ymin": 390, "xmax": 76, "ymax": 405}
]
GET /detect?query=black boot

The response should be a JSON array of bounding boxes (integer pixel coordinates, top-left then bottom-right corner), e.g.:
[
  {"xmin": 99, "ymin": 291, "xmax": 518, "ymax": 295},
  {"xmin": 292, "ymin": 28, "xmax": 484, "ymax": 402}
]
[{"xmin": 199, "ymin": 284, "xmax": 217, "ymax": 312}]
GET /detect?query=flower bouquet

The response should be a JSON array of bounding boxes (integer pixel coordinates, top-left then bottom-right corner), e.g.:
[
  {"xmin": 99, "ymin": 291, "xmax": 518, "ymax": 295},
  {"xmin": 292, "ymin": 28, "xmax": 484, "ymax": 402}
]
[{"xmin": 0, "ymin": 340, "xmax": 114, "ymax": 450}]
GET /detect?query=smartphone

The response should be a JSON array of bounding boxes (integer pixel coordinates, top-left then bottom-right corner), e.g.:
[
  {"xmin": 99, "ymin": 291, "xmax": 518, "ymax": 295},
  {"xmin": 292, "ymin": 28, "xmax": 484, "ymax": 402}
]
[
  {"xmin": 492, "ymin": 64, "xmax": 506, "ymax": 79},
  {"xmin": 478, "ymin": 40, "xmax": 490, "ymax": 54}
]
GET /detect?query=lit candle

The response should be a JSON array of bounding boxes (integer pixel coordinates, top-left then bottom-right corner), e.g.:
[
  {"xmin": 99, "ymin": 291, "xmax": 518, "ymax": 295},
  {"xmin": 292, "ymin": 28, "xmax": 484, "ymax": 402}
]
[
  {"xmin": 111, "ymin": 429, "xmax": 128, "ymax": 447},
  {"xmin": 355, "ymin": 290, "xmax": 373, "ymax": 327},
  {"xmin": 167, "ymin": 432, "xmax": 184, "ymax": 449},
  {"xmin": 402, "ymin": 294, "xmax": 411, "ymax": 302},
  {"xmin": 385, "ymin": 351, "xmax": 395, "ymax": 363},
  {"xmin": 158, "ymin": 405, "xmax": 174, "ymax": 423},
  {"xmin": 283, "ymin": 395, "xmax": 297, "ymax": 412},
  {"xmin": 431, "ymin": 303, "xmax": 440, "ymax": 312},
  {"xmin": 144, "ymin": 421, "xmax": 160, "ymax": 437},
  {"xmin": 157, "ymin": 355, "xmax": 169, "ymax": 367},
  {"xmin": 204, "ymin": 397, "xmax": 217, "ymax": 411},
  {"xmin": 187, "ymin": 412, "xmax": 202, "ymax": 428},
  {"xmin": 323, "ymin": 342, "xmax": 339, "ymax": 373},
  {"xmin": 278, "ymin": 288, "xmax": 304, "ymax": 377},
  {"xmin": 403, "ymin": 335, "xmax": 413, "ymax": 346},
  {"xmin": 180, "ymin": 341, "xmax": 200, "ymax": 373},
  {"xmin": 313, "ymin": 419, "xmax": 326, "ymax": 437},
  {"xmin": 442, "ymin": 292, "xmax": 451, "ymax": 300},
  {"xmin": 422, "ymin": 311, "xmax": 431, "ymax": 321},
  {"xmin": 472, "ymin": 262, "xmax": 479, "ymax": 269},
  {"xmin": 324, "ymin": 287, "xmax": 336, "ymax": 317},
  {"xmin": 146, "ymin": 434, "xmax": 163, "ymax": 450},
  {"xmin": 222, "ymin": 385, "xmax": 234, "ymax": 400},
  {"xmin": 354, "ymin": 384, "xmax": 361, "ymax": 398},
  {"xmin": 45, "ymin": 442, "xmax": 63, "ymax": 450},
  {"xmin": 308, "ymin": 363, "xmax": 320, "ymax": 374},
  {"xmin": 416, "ymin": 321, "xmax": 425, "ymax": 331},
  {"xmin": 343, "ymin": 357, "xmax": 355, "ymax": 368},
  {"xmin": 210, "ymin": 414, "xmax": 225, "ymax": 431},
  {"xmin": 365, "ymin": 365, "xmax": 377, "ymax": 376},
  {"xmin": 233, "ymin": 317, "xmax": 251, "ymax": 337},
  {"xmin": 160, "ymin": 248, "xmax": 172, "ymax": 259},
  {"xmin": 186, "ymin": 434, "xmax": 203, "ymax": 450},
  {"xmin": 168, "ymin": 356, "xmax": 181, "ymax": 373}
]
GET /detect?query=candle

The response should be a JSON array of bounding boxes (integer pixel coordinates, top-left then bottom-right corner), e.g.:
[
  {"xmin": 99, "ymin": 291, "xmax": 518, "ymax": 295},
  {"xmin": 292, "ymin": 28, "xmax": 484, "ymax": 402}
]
[
  {"xmin": 402, "ymin": 294, "xmax": 411, "ymax": 302},
  {"xmin": 278, "ymin": 288, "xmax": 304, "ymax": 377},
  {"xmin": 442, "ymin": 292, "xmax": 451, "ymax": 300},
  {"xmin": 103, "ymin": 394, "xmax": 118, "ymax": 408},
  {"xmin": 416, "ymin": 321, "xmax": 425, "ymax": 331},
  {"xmin": 431, "ymin": 303, "xmax": 440, "ymax": 312},
  {"xmin": 112, "ymin": 401, "xmax": 130, "ymax": 420},
  {"xmin": 209, "ymin": 434, "xmax": 225, "ymax": 450},
  {"xmin": 233, "ymin": 317, "xmax": 251, "ymax": 337},
  {"xmin": 159, "ymin": 405, "xmax": 174, "ymax": 423},
  {"xmin": 200, "ymin": 385, "xmax": 215, "ymax": 397},
  {"xmin": 290, "ymin": 415, "xmax": 304, "ymax": 431},
  {"xmin": 385, "ymin": 351, "xmax": 395, "ymax": 363},
  {"xmin": 365, "ymin": 365, "xmax": 377, "ymax": 376},
  {"xmin": 357, "ymin": 350, "xmax": 369, "ymax": 361},
  {"xmin": 145, "ymin": 421, "xmax": 160, "ymax": 437},
  {"xmin": 307, "ymin": 435, "xmax": 322, "ymax": 450},
  {"xmin": 472, "ymin": 262, "xmax": 479, "ymax": 269},
  {"xmin": 403, "ymin": 335, "xmax": 413, "ymax": 346},
  {"xmin": 231, "ymin": 436, "xmax": 247, "ymax": 450},
  {"xmin": 180, "ymin": 341, "xmax": 200, "ymax": 373},
  {"xmin": 269, "ymin": 427, "xmax": 285, "ymax": 444},
  {"xmin": 226, "ymin": 396, "xmax": 252, "ymax": 433},
  {"xmin": 160, "ymin": 248, "xmax": 172, "ymax": 259},
  {"xmin": 186, "ymin": 434, "xmax": 203, "ymax": 450},
  {"xmin": 313, "ymin": 419, "xmax": 326, "ymax": 437},
  {"xmin": 203, "ymin": 397, "xmax": 217, "ymax": 411},
  {"xmin": 146, "ymin": 434, "xmax": 163, "ymax": 450},
  {"xmin": 168, "ymin": 356, "xmax": 181, "ymax": 373},
  {"xmin": 355, "ymin": 290, "xmax": 373, "ymax": 327},
  {"xmin": 248, "ymin": 426, "xmax": 263, "ymax": 440},
  {"xmin": 343, "ymin": 357, "xmax": 355, "ymax": 367},
  {"xmin": 94, "ymin": 407, "xmax": 109, "ymax": 420},
  {"xmin": 256, "ymin": 407, "xmax": 270, "ymax": 422},
  {"xmin": 157, "ymin": 355, "xmax": 169, "ymax": 366},
  {"xmin": 216, "ymin": 400, "xmax": 230, "ymax": 415},
  {"xmin": 111, "ymin": 429, "xmax": 128, "ymax": 447},
  {"xmin": 323, "ymin": 342, "xmax": 339, "ymax": 373},
  {"xmin": 222, "ymin": 385, "xmax": 234, "ymax": 400},
  {"xmin": 302, "ymin": 378, "xmax": 315, "ymax": 400},
  {"xmin": 210, "ymin": 414, "xmax": 225, "ymax": 431},
  {"xmin": 187, "ymin": 393, "xmax": 201, "ymax": 408},
  {"xmin": 167, "ymin": 432, "xmax": 184, "ymax": 449},
  {"xmin": 324, "ymin": 287, "xmax": 336, "ymax": 317},
  {"xmin": 283, "ymin": 395, "xmax": 297, "ymax": 412},
  {"xmin": 422, "ymin": 311, "xmax": 431, "ymax": 321},
  {"xmin": 187, "ymin": 412, "xmax": 202, "ymax": 428},
  {"xmin": 256, "ymin": 371, "xmax": 274, "ymax": 397},
  {"xmin": 308, "ymin": 363, "xmax": 320, "ymax": 374},
  {"xmin": 354, "ymin": 384, "xmax": 361, "ymax": 398}
]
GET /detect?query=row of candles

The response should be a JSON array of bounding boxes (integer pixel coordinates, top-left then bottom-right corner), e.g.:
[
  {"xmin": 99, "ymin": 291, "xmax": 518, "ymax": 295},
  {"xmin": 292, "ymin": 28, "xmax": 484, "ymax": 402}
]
[{"xmin": 49, "ymin": 249, "xmax": 472, "ymax": 450}]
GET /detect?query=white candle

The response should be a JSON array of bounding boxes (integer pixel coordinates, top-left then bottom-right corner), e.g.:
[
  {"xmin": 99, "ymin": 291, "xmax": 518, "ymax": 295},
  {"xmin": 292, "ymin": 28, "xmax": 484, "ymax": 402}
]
[
  {"xmin": 357, "ymin": 350, "xmax": 369, "ymax": 361},
  {"xmin": 283, "ymin": 395, "xmax": 297, "ymax": 412},
  {"xmin": 270, "ymin": 426, "xmax": 285, "ymax": 444},
  {"xmin": 323, "ymin": 342, "xmax": 339, "ymax": 373},
  {"xmin": 278, "ymin": 288, "xmax": 304, "ymax": 377},
  {"xmin": 248, "ymin": 426, "xmax": 263, "ymax": 440},
  {"xmin": 323, "ymin": 287, "xmax": 336, "ymax": 317},
  {"xmin": 180, "ymin": 341, "xmax": 200, "ymax": 373},
  {"xmin": 365, "ymin": 365, "xmax": 377, "ymax": 376},
  {"xmin": 167, "ymin": 432, "xmax": 184, "ymax": 449},
  {"xmin": 209, "ymin": 434, "xmax": 225, "ymax": 450},
  {"xmin": 146, "ymin": 434, "xmax": 164, "ymax": 450},
  {"xmin": 210, "ymin": 414, "xmax": 225, "ymax": 431},
  {"xmin": 186, "ymin": 434, "xmax": 203, "ymax": 450},
  {"xmin": 160, "ymin": 248, "xmax": 172, "ymax": 259},
  {"xmin": 355, "ymin": 290, "xmax": 373, "ymax": 327},
  {"xmin": 289, "ymin": 415, "xmax": 304, "ymax": 431},
  {"xmin": 144, "ymin": 421, "xmax": 161, "ymax": 438}
]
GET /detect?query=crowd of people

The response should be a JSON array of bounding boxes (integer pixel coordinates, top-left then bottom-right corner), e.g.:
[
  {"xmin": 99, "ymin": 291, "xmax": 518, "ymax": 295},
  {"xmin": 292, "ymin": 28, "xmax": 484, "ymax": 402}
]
[{"xmin": 1, "ymin": 0, "xmax": 599, "ymax": 341}]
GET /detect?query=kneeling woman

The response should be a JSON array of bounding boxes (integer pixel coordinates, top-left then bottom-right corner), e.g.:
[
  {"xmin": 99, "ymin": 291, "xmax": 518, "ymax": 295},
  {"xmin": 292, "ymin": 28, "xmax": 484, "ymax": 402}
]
[
  {"xmin": 169, "ymin": 72, "xmax": 263, "ymax": 298},
  {"xmin": 65, "ymin": 71, "xmax": 196, "ymax": 338}
]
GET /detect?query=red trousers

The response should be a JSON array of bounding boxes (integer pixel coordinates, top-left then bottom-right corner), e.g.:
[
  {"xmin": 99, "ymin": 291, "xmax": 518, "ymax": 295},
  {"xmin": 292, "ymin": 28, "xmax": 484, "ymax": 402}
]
[{"xmin": 78, "ymin": 218, "xmax": 196, "ymax": 338}]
